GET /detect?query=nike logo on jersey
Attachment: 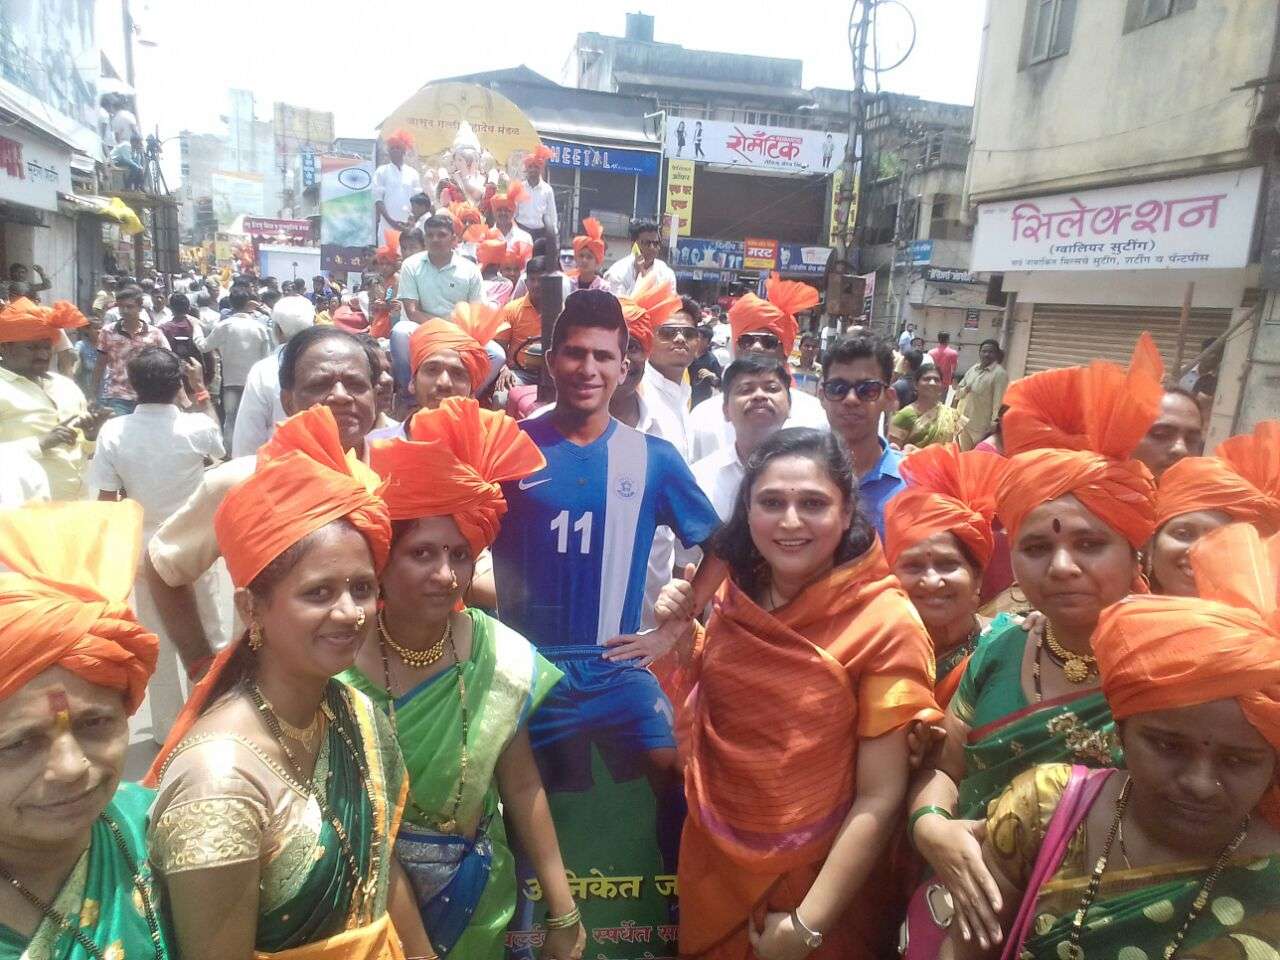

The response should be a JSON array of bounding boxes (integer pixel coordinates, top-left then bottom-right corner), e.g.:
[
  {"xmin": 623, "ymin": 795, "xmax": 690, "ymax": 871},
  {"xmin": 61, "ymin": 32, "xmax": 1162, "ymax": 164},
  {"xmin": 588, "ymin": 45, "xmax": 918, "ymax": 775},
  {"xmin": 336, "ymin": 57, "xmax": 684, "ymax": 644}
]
[{"xmin": 518, "ymin": 474, "xmax": 552, "ymax": 490}]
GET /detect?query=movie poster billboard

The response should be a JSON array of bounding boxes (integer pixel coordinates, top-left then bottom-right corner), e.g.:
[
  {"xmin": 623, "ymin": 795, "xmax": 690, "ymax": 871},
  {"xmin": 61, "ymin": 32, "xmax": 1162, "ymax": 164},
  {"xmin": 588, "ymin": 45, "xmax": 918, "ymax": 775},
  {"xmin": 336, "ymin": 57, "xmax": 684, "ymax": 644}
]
[{"xmin": 319, "ymin": 155, "xmax": 375, "ymax": 274}]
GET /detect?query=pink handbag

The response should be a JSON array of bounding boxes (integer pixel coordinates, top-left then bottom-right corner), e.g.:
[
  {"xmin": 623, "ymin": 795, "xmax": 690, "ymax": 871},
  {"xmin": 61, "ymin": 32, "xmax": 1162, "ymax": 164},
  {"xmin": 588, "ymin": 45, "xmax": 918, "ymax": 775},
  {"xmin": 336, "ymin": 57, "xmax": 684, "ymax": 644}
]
[{"xmin": 899, "ymin": 765, "xmax": 1115, "ymax": 960}]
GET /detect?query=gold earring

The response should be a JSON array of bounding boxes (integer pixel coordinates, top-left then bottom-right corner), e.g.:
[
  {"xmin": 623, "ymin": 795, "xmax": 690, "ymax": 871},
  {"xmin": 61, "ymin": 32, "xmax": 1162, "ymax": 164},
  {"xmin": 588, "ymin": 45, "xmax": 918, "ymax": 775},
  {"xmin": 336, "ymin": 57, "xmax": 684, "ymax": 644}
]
[
  {"xmin": 355, "ymin": 608, "xmax": 367, "ymax": 629},
  {"xmin": 449, "ymin": 576, "xmax": 459, "ymax": 591},
  {"xmin": 248, "ymin": 623, "xmax": 263, "ymax": 651}
]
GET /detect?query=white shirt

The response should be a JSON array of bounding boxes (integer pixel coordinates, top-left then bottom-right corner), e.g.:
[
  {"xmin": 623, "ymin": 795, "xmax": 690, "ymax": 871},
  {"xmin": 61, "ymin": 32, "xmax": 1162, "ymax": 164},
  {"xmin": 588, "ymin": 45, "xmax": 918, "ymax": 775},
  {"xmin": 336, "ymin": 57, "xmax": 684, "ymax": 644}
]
[
  {"xmin": 372, "ymin": 161, "xmax": 423, "ymax": 228},
  {"xmin": 110, "ymin": 109, "xmax": 139, "ymax": 144},
  {"xmin": 0, "ymin": 448, "xmax": 50, "ymax": 507},
  {"xmin": 689, "ymin": 386, "xmax": 827, "ymax": 462},
  {"xmin": 197, "ymin": 306, "xmax": 221, "ymax": 336},
  {"xmin": 205, "ymin": 312, "xmax": 273, "ymax": 386},
  {"xmin": 88, "ymin": 403, "xmax": 225, "ymax": 529},
  {"xmin": 691, "ymin": 444, "xmax": 745, "ymax": 522},
  {"xmin": 501, "ymin": 222, "xmax": 534, "ymax": 249},
  {"xmin": 231, "ymin": 348, "xmax": 286, "ymax": 457},
  {"xmin": 604, "ymin": 254, "xmax": 677, "ymax": 298},
  {"xmin": 514, "ymin": 177, "xmax": 558, "ymax": 234},
  {"xmin": 640, "ymin": 364, "xmax": 693, "ymax": 462}
]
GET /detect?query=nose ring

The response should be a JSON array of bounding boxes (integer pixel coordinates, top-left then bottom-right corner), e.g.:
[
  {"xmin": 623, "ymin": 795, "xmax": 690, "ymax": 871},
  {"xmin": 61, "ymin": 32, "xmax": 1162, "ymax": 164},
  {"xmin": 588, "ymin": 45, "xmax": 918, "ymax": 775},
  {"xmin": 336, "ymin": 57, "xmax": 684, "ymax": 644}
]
[{"xmin": 355, "ymin": 608, "xmax": 366, "ymax": 629}]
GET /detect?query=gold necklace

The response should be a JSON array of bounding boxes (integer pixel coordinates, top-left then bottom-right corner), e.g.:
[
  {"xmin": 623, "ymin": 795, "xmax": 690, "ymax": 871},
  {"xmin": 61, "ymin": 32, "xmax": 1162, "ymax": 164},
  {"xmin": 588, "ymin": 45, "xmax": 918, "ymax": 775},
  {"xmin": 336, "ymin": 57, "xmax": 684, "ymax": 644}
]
[
  {"xmin": 378, "ymin": 611, "xmax": 450, "ymax": 668},
  {"xmin": 255, "ymin": 688, "xmax": 323, "ymax": 749},
  {"xmin": 1044, "ymin": 622, "xmax": 1097, "ymax": 684},
  {"xmin": 379, "ymin": 618, "xmax": 470, "ymax": 833}
]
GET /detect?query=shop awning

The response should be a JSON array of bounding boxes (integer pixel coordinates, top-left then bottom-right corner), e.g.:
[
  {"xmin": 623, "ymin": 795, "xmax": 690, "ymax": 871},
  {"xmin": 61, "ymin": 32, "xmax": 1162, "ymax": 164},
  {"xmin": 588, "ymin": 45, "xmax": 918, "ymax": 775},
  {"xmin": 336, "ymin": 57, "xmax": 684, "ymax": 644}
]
[{"xmin": 59, "ymin": 192, "xmax": 144, "ymax": 235}]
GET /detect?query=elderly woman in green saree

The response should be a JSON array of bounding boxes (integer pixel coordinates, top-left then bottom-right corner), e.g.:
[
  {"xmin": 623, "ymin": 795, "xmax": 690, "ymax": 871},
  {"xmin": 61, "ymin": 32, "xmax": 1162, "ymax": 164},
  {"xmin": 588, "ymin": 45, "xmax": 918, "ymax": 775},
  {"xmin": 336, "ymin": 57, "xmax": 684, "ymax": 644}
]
[
  {"xmin": 905, "ymin": 337, "xmax": 1164, "ymax": 949},
  {"xmin": 344, "ymin": 397, "xmax": 584, "ymax": 960},
  {"xmin": 145, "ymin": 406, "xmax": 431, "ymax": 960},
  {"xmin": 942, "ymin": 522, "xmax": 1280, "ymax": 960},
  {"xmin": 890, "ymin": 366, "xmax": 966, "ymax": 450},
  {"xmin": 0, "ymin": 501, "xmax": 170, "ymax": 960}
]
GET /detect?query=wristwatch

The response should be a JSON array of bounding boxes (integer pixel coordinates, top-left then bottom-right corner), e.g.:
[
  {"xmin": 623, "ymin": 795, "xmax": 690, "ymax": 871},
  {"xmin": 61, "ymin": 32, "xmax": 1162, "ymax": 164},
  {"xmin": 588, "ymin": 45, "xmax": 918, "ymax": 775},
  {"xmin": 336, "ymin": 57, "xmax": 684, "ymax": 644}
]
[{"xmin": 791, "ymin": 909, "xmax": 824, "ymax": 949}]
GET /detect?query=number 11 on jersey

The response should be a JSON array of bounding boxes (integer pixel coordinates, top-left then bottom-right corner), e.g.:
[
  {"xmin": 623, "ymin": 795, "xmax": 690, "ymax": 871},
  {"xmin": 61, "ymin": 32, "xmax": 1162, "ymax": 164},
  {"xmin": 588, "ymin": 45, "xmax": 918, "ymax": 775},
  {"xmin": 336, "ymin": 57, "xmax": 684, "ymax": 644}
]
[{"xmin": 550, "ymin": 510, "xmax": 593, "ymax": 554}]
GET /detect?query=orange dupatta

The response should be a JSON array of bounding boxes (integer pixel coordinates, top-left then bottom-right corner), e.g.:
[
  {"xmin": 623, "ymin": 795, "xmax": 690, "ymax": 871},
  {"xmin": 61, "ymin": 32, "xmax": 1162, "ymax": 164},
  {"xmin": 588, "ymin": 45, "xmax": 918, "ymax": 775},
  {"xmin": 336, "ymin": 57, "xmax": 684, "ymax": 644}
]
[{"xmin": 679, "ymin": 543, "xmax": 939, "ymax": 958}]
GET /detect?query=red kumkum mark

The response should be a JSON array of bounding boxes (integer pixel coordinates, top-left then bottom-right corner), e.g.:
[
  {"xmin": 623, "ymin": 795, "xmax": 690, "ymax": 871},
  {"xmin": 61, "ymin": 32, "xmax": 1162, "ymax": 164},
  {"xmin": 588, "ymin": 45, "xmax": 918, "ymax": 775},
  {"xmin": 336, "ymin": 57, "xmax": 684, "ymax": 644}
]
[{"xmin": 48, "ymin": 690, "xmax": 71, "ymax": 732}]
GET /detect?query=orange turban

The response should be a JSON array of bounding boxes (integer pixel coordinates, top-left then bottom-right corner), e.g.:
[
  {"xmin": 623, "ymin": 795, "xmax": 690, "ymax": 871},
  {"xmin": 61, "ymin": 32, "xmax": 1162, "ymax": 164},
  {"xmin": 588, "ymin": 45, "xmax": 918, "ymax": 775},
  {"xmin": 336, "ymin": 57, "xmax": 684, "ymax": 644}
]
[
  {"xmin": 1094, "ymin": 523, "xmax": 1280, "ymax": 826},
  {"xmin": 0, "ymin": 297, "xmax": 87, "ymax": 343},
  {"xmin": 618, "ymin": 272, "xmax": 682, "ymax": 355},
  {"xmin": 573, "ymin": 217, "xmax": 606, "ymax": 263},
  {"xmin": 503, "ymin": 241, "xmax": 534, "ymax": 272},
  {"xmin": 450, "ymin": 202, "xmax": 483, "ymax": 230},
  {"xmin": 884, "ymin": 444, "xmax": 1007, "ymax": 569},
  {"xmin": 996, "ymin": 334, "xmax": 1163, "ymax": 548},
  {"xmin": 386, "ymin": 128, "xmax": 414, "ymax": 151},
  {"xmin": 1154, "ymin": 422, "xmax": 1280, "ymax": 534},
  {"xmin": 407, "ymin": 304, "xmax": 499, "ymax": 393},
  {"xmin": 728, "ymin": 273, "xmax": 820, "ymax": 357},
  {"xmin": 0, "ymin": 501, "xmax": 157, "ymax": 715},
  {"xmin": 147, "ymin": 405, "xmax": 391, "ymax": 786},
  {"xmin": 524, "ymin": 144, "xmax": 554, "ymax": 169},
  {"xmin": 488, "ymin": 180, "xmax": 528, "ymax": 213},
  {"xmin": 370, "ymin": 397, "xmax": 546, "ymax": 553},
  {"xmin": 472, "ymin": 227, "xmax": 508, "ymax": 267}
]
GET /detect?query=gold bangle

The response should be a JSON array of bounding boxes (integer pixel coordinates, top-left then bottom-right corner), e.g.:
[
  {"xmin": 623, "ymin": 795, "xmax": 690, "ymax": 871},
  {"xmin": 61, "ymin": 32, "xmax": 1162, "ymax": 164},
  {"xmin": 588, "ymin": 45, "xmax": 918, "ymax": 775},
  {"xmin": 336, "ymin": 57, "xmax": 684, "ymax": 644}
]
[{"xmin": 544, "ymin": 905, "xmax": 581, "ymax": 930}]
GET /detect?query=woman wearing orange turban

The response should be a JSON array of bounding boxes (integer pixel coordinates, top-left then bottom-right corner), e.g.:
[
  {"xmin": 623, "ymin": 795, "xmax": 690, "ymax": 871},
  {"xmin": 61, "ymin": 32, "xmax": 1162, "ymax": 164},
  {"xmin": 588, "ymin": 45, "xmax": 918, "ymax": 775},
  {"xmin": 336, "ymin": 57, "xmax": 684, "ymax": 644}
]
[
  {"xmin": 884, "ymin": 443, "xmax": 1007, "ymax": 706},
  {"xmin": 958, "ymin": 522, "xmax": 1280, "ymax": 960},
  {"xmin": 1148, "ymin": 420, "xmax": 1280, "ymax": 595},
  {"xmin": 145, "ymin": 405, "xmax": 432, "ymax": 960},
  {"xmin": 570, "ymin": 217, "xmax": 608, "ymax": 292},
  {"xmin": 347, "ymin": 397, "xmax": 584, "ymax": 959},
  {"xmin": 0, "ymin": 501, "xmax": 173, "ymax": 960},
  {"xmin": 906, "ymin": 335, "xmax": 1163, "ymax": 948}
]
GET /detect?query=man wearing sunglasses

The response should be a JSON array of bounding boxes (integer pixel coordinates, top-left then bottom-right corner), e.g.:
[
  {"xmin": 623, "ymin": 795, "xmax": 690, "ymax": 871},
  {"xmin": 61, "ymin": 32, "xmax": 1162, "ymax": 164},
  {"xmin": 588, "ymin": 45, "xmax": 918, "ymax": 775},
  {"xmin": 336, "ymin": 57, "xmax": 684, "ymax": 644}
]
[
  {"xmin": 687, "ymin": 288, "xmax": 828, "ymax": 462},
  {"xmin": 604, "ymin": 218, "xmax": 676, "ymax": 297},
  {"xmin": 818, "ymin": 334, "xmax": 904, "ymax": 538},
  {"xmin": 638, "ymin": 295, "xmax": 702, "ymax": 462}
]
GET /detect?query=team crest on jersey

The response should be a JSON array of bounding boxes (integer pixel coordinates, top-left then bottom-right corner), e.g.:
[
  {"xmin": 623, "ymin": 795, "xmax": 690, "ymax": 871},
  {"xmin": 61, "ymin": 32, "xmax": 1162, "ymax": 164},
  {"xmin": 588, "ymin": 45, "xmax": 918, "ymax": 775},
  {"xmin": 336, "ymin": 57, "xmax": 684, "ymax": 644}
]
[{"xmin": 615, "ymin": 476, "xmax": 638, "ymax": 499}]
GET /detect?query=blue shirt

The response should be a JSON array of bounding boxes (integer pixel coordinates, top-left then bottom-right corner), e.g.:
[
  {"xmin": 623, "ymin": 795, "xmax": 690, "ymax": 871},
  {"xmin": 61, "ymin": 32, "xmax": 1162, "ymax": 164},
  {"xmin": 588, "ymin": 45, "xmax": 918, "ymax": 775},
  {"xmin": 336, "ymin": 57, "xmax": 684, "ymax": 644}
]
[
  {"xmin": 492, "ymin": 416, "xmax": 721, "ymax": 651},
  {"xmin": 859, "ymin": 439, "xmax": 905, "ymax": 540}
]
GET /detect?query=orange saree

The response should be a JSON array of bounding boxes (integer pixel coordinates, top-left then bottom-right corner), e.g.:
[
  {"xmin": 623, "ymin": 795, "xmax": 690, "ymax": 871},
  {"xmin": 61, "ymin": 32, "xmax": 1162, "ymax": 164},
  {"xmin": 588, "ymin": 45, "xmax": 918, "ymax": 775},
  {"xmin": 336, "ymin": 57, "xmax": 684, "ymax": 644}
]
[{"xmin": 678, "ymin": 543, "xmax": 940, "ymax": 959}]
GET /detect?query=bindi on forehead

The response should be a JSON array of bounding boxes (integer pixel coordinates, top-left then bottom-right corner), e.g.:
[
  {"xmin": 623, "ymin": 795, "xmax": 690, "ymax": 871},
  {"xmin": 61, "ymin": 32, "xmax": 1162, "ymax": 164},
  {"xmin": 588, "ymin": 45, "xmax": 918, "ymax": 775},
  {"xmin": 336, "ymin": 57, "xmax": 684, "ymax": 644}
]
[{"xmin": 47, "ymin": 689, "xmax": 71, "ymax": 731}]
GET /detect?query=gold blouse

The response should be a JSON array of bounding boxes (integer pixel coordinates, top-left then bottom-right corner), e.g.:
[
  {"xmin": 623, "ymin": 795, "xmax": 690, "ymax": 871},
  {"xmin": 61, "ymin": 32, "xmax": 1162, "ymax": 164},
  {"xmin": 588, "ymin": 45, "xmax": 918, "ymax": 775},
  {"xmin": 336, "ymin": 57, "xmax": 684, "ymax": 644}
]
[
  {"xmin": 149, "ymin": 730, "xmax": 333, "ymax": 915},
  {"xmin": 985, "ymin": 762, "xmax": 1089, "ymax": 890}
]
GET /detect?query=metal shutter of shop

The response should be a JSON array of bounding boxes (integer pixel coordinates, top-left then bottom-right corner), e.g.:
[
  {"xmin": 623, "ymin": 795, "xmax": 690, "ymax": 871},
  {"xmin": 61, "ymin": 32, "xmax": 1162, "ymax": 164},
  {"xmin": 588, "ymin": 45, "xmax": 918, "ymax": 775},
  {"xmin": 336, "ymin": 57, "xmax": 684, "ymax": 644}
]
[{"xmin": 1026, "ymin": 304, "xmax": 1232, "ymax": 373}]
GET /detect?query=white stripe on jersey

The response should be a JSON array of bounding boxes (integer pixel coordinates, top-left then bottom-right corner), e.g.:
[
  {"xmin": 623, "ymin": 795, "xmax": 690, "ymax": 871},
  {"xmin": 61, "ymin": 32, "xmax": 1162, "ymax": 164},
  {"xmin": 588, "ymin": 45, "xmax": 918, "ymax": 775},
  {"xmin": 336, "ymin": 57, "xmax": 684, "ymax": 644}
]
[{"xmin": 595, "ymin": 425, "xmax": 648, "ymax": 645}]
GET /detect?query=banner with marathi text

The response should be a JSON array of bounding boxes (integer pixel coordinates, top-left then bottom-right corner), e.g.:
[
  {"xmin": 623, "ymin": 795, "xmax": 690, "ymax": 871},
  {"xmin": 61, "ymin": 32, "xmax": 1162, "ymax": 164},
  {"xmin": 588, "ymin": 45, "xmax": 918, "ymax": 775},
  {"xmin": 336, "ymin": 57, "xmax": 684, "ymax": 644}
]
[{"xmin": 664, "ymin": 159, "xmax": 695, "ymax": 238}]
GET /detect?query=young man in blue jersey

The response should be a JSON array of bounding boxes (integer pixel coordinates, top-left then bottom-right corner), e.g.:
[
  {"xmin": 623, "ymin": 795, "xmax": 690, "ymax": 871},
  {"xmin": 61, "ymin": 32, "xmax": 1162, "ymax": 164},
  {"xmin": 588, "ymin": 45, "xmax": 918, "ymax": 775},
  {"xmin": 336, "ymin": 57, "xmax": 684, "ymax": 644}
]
[{"xmin": 491, "ymin": 288, "xmax": 720, "ymax": 875}]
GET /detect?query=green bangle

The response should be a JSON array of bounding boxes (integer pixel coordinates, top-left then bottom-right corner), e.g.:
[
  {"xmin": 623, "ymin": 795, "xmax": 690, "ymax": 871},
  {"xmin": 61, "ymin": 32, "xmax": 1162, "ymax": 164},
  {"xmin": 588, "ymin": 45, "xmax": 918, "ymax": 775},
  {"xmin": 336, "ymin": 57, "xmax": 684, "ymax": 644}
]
[{"xmin": 909, "ymin": 805, "xmax": 954, "ymax": 841}]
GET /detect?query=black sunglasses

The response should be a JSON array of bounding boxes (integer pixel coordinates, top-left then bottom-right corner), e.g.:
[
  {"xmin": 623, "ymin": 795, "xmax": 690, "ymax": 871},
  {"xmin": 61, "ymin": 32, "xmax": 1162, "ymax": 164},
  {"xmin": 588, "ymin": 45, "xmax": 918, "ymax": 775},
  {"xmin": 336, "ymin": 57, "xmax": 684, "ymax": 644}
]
[
  {"xmin": 821, "ymin": 378, "xmax": 886, "ymax": 402},
  {"xmin": 656, "ymin": 325, "xmax": 696, "ymax": 342},
  {"xmin": 736, "ymin": 332, "xmax": 781, "ymax": 351}
]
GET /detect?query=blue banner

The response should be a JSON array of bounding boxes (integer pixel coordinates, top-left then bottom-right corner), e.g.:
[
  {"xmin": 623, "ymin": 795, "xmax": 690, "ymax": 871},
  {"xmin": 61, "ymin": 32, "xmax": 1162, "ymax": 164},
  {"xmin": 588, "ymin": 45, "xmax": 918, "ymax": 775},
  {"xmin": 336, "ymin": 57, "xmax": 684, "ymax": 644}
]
[
  {"xmin": 543, "ymin": 138, "xmax": 659, "ymax": 177},
  {"xmin": 777, "ymin": 243, "xmax": 833, "ymax": 277},
  {"xmin": 672, "ymin": 237, "xmax": 744, "ymax": 272},
  {"xmin": 894, "ymin": 238, "xmax": 934, "ymax": 266}
]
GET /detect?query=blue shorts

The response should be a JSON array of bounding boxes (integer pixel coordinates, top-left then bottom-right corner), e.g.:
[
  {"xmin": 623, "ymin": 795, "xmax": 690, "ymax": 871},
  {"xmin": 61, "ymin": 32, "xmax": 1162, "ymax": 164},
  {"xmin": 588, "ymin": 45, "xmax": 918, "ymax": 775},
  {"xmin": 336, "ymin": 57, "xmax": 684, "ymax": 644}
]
[{"xmin": 528, "ymin": 647, "xmax": 675, "ymax": 792}]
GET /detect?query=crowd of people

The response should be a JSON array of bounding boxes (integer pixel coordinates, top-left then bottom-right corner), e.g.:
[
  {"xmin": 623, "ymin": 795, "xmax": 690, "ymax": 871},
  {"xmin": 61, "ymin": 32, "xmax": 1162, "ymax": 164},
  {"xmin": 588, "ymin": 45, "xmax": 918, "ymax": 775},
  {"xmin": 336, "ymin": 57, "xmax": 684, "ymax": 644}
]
[{"xmin": 0, "ymin": 136, "xmax": 1278, "ymax": 960}]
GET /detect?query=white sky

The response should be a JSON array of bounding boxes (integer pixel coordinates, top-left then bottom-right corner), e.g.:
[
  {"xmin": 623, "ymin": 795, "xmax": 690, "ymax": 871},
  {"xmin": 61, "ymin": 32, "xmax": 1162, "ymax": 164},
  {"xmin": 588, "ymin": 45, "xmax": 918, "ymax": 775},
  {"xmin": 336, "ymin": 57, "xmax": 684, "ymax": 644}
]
[{"xmin": 130, "ymin": 0, "xmax": 986, "ymax": 183}]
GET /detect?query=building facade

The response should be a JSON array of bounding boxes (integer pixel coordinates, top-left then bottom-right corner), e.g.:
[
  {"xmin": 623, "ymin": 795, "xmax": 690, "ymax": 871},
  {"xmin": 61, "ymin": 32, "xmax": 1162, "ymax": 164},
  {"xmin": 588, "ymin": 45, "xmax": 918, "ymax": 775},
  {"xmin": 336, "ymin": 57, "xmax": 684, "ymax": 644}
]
[{"xmin": 967, "ymin": 0, "xmax": 1280, "ymax": 443}]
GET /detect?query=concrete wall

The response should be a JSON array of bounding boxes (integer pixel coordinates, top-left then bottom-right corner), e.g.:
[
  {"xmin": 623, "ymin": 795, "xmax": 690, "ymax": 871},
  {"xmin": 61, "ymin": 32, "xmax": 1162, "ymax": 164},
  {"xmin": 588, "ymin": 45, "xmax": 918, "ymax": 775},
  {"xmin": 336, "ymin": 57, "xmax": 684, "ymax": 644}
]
[{"xmin": 969, "ymin": 1, "xmax": 1279, "ymax": 201}]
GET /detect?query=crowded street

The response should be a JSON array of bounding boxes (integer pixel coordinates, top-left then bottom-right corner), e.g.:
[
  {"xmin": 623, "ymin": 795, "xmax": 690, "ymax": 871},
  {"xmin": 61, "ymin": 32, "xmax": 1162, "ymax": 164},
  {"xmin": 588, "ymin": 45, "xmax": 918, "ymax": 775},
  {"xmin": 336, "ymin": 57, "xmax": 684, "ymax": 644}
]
[{"xmin": 2, "ymin": 2, "xmax": 1279, "ymax": 959}]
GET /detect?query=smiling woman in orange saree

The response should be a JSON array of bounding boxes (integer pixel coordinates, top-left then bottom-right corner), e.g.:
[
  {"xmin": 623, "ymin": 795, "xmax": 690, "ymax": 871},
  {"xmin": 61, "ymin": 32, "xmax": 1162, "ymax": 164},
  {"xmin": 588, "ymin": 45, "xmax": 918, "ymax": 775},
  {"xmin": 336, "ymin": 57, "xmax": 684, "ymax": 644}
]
[{"xmin": 667, "ymin": 428, "xmax": 939, "ymax": 960}]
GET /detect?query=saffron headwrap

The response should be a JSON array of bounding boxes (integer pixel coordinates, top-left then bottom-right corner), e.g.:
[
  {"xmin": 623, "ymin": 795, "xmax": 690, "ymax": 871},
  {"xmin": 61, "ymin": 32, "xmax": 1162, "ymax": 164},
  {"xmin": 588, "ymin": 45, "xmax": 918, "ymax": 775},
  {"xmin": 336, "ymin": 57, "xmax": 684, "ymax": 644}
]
[
  {"xmin": 370, "ymin": 397, "xmax": 546, "ymax": 553},
  {"xmin": 473, "ymin": 227, "xmax": 508, "ymax": 268},
  {"xmin": 0, "ymin": 297, "xmax": 87, "ymax": 343},
  {"xmin": 573, "ymin": 217, "xmax": 606, "ymax": 263},
  {"xmin": 618, "ymin": 272, "xmax": 682, "ymax": 355},
  {"xmin": 884, "ymin": 443, "xmax": 1007, "ymax": 569},
  {"xmin": 407, "ymin": 302, "xmax": 500, "ymax": 392},
  {"xmin": 727, "ymin": 272, "xmax": 820, "ymax": 357},
  {"xmin": 996, "ymin": 333, "xmax": 1163, "ymax": 548},
  {"xmin": 146, "ymin": 404, "xmax": 391, "ymax": 786},
  {"xmin": 386, "ymin": 128, "xmax": 414, "ymax": 151},
  {"xmin": 373, "ymin": 228, "xmax": 400, "ymax": 265},
  {"xmin": 1154, "ymin": 421, "xmax": 1280, "ymax": 534},
  {"xmin": 1094, "ymin": 522, "xmax": 1280, "ymax": 826},
  {"xmin": 0, "ymin": 501, "xmax": 157, "ymax": 714},
  {"xmin": 503, "ymin": 241, "xmax": 534, "ymax": 272},
  {"xmin": 523, "ymin": 144, "xmax": 554, "ymax": 170},
  {"xmin": 487, "ymin": 179, "xmax": 528, "ymax": 213}
]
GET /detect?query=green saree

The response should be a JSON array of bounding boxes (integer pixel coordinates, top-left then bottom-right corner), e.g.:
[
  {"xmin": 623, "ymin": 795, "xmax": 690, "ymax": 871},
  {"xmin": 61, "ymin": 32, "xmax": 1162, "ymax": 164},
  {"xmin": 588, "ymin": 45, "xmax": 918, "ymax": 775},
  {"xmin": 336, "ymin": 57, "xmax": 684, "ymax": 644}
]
[
  {"xmin": 150, "ymin": 681, "xmax": 407, "ymax": 958},
  {"xmin": 0, "ymin": 782, "xmax": 173, "ymax": 960},
  {"xmin": 989, "ymin": 764, "xmax": 1280, "ymax": 960},
  {"xmin": 341, "ymin": 609, "xmax": 561, "ymax": 960},
  {"xmin": 951, "ymin": 619, "xmax": 1121, "ymax": 819}
]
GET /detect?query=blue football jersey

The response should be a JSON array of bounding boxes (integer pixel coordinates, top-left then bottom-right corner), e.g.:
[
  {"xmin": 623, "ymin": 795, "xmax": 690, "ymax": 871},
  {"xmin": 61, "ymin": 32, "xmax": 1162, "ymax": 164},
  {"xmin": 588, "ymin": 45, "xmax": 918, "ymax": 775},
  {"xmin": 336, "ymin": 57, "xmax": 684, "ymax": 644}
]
[{"xmin": 492, "ymin": 416, "xmax": 720, "ymax": 650}]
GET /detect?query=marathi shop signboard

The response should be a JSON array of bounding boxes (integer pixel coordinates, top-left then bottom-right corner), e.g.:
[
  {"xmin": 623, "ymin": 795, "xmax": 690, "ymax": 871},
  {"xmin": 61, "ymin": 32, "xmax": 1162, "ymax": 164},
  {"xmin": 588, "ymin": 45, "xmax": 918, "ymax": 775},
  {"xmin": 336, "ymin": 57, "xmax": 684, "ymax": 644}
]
[
  {"xmin": 664, "ymin": 115, "xmax": 846, "ymax": 175},
  {"xmin": 743, "ymin": 237, "xmax": 778, "ymax": 272},
  {"xmin": 971, "ymin": 167, "xmax": 1263, "ymax": 272},
  {"xmin": 543, "ymin": 138, "xmax": 659, "ymax": 177},
  {"xmin": 778, "ymin": 244, "xmax": 832, "ymax": 277}
]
